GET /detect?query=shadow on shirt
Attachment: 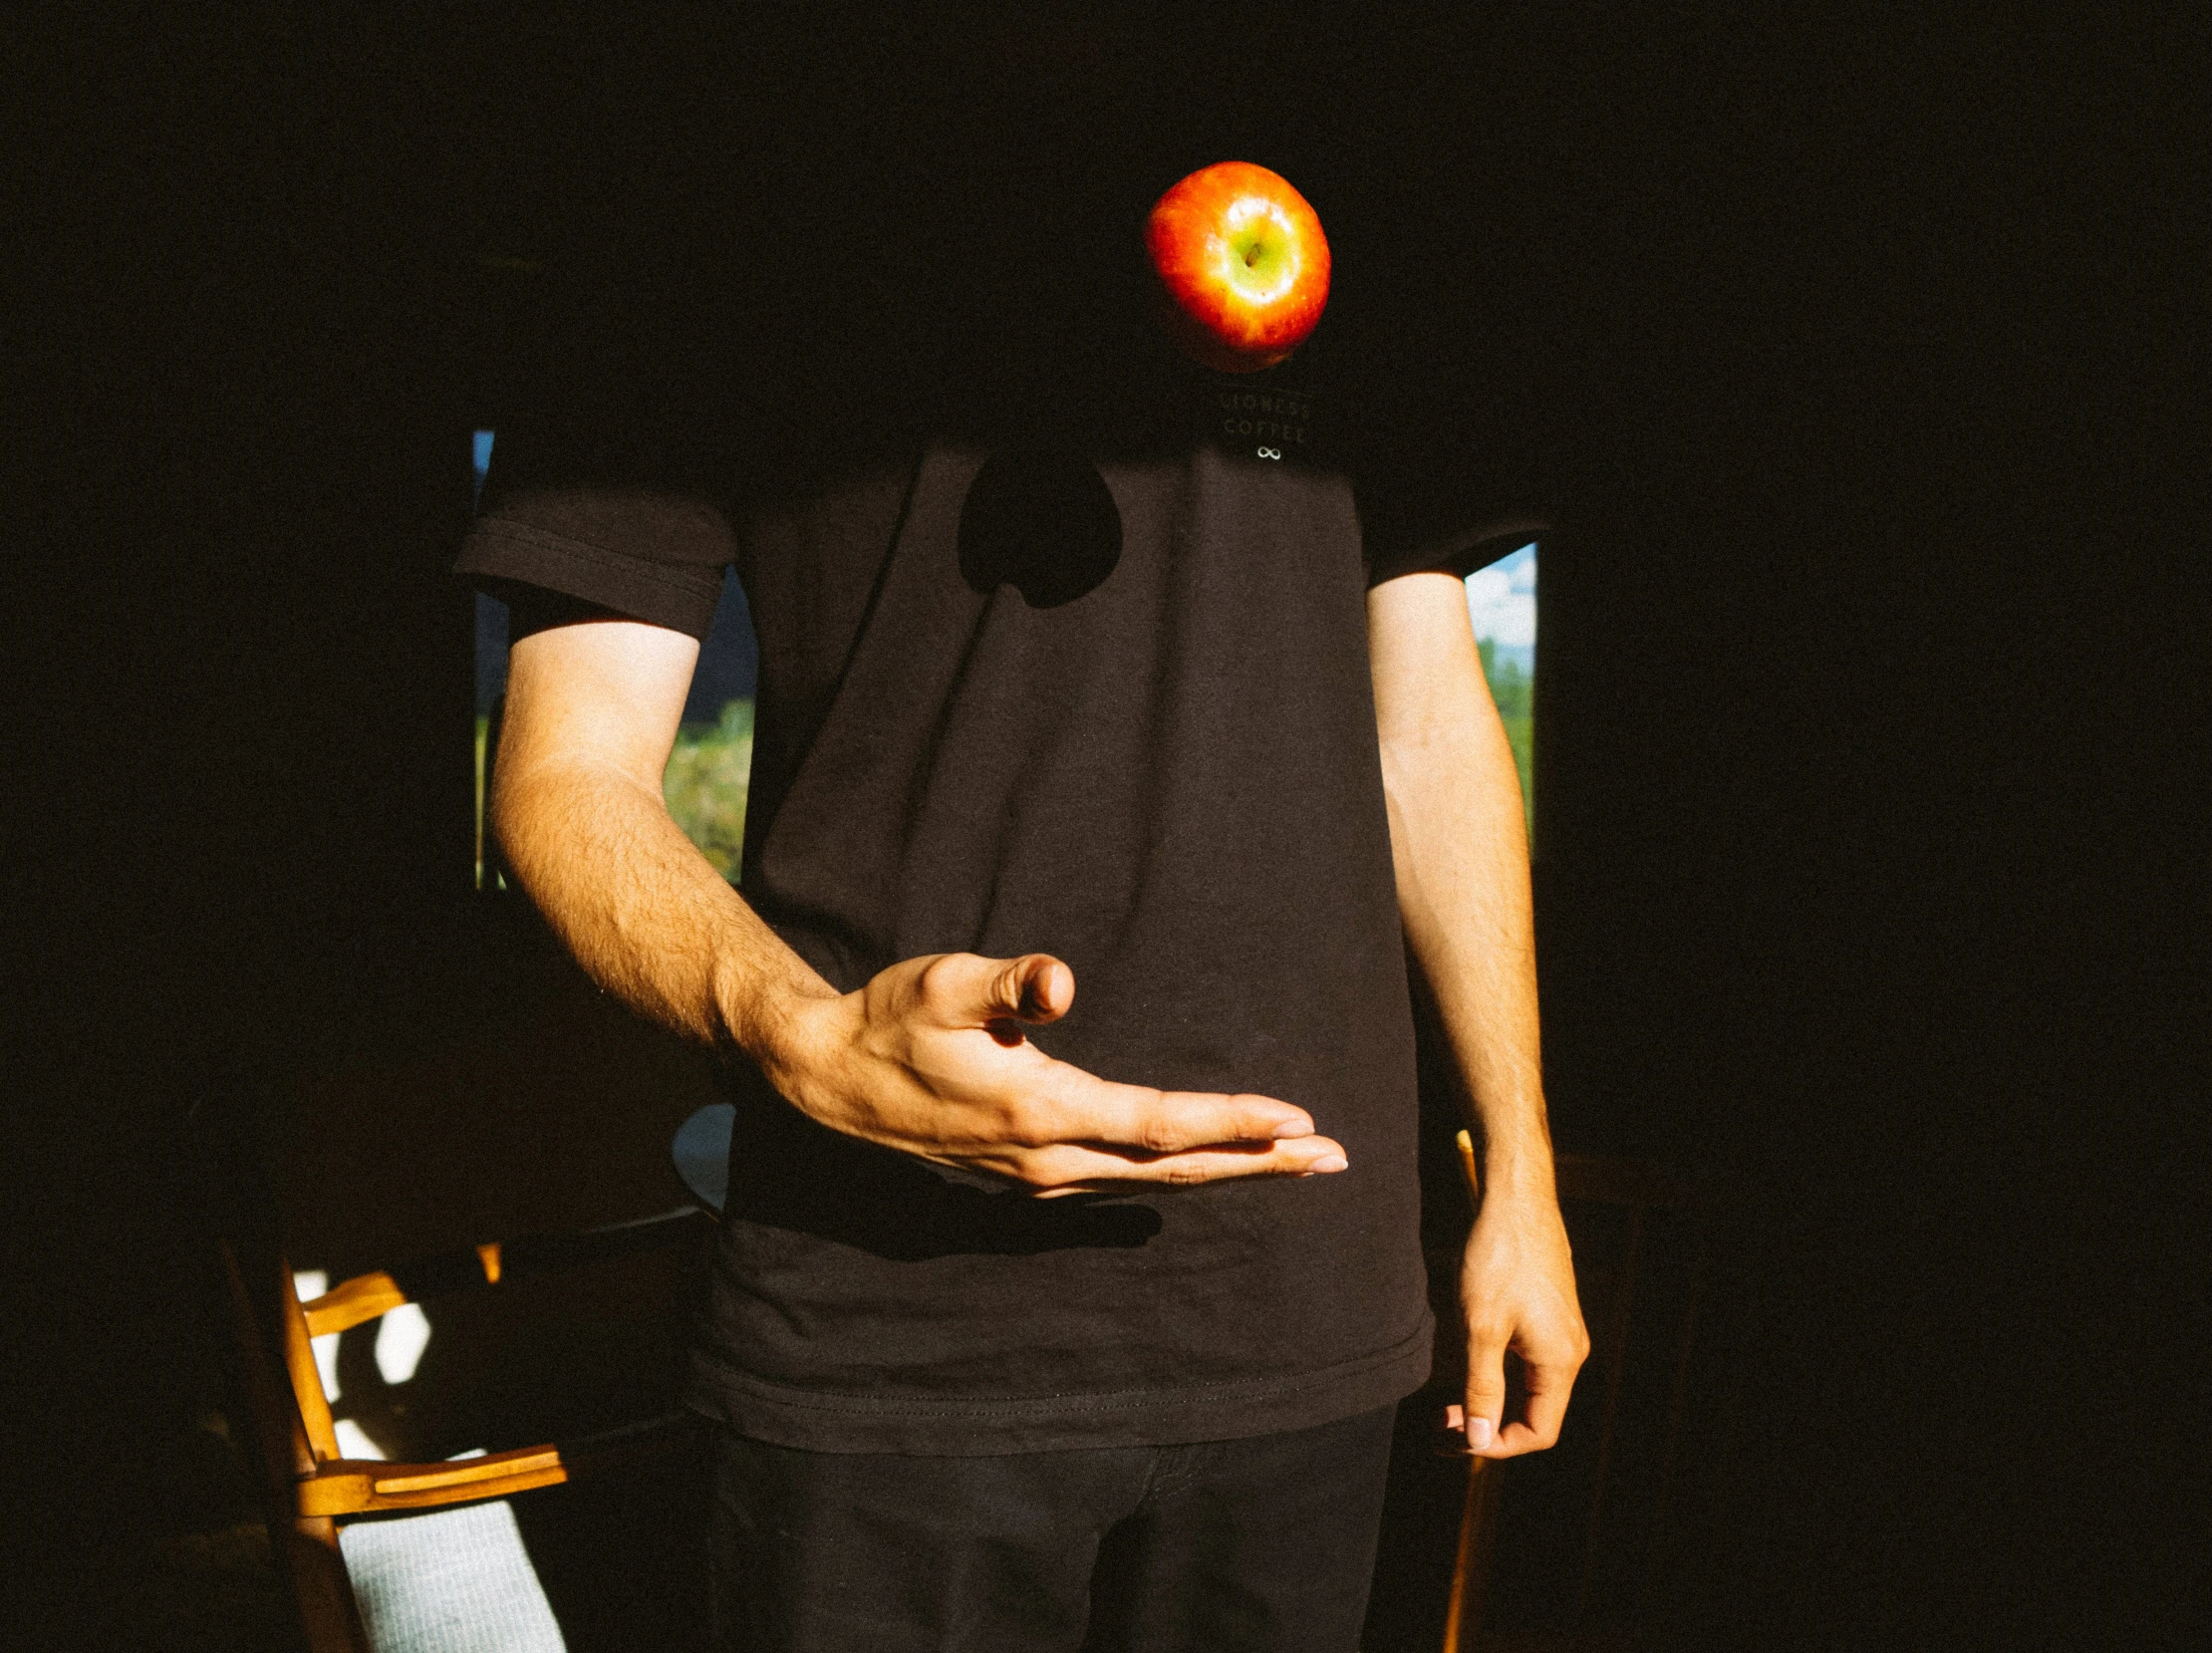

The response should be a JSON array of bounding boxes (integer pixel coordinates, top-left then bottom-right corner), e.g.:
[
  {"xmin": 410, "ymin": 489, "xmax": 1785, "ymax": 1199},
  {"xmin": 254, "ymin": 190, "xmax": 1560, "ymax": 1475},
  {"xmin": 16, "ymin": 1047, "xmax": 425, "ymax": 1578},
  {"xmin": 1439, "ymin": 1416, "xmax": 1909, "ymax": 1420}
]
[
  {"xmin": 957, "ymin": 443, "xmax": 1124, "ymax": 609},
  {"xmin": 717, "ymin": 1067, "xmax": 1165, "ymax": 1259}
]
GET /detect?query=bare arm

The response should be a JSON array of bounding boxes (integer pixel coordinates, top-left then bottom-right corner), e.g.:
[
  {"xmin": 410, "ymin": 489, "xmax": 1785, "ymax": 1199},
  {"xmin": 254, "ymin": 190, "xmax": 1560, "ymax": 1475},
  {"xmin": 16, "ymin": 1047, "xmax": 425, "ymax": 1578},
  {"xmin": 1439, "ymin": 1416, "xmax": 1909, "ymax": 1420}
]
[
  {"xmin": 493, "ymin": 617, "xmax": 1348, "ymax": 1191},
  {"xmin": 1368, "ymin": 572, "xmax": 1590, "ymax": 1457},
  {"xmin": 493, "ymin": 618, "xmax": 824, "ymax": 1051}
]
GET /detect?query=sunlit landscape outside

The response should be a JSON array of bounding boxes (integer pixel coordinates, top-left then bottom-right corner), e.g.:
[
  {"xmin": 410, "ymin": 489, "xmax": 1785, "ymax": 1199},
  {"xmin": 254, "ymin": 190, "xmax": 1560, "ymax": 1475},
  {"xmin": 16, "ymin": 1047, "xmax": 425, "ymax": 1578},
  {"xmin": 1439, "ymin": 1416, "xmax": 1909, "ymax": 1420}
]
[{"xmin": 660, "ymin": 698, "xmax": 754, "ymax": 879}]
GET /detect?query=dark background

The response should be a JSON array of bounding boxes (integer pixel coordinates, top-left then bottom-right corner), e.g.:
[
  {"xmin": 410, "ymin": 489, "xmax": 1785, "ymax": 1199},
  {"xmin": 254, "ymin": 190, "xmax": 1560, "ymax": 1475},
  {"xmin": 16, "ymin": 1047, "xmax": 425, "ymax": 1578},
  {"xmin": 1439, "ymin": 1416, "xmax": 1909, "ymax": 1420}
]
[{"xmin": 18, "ymin": 4, "xmax": 2203, "ymax": 1649}]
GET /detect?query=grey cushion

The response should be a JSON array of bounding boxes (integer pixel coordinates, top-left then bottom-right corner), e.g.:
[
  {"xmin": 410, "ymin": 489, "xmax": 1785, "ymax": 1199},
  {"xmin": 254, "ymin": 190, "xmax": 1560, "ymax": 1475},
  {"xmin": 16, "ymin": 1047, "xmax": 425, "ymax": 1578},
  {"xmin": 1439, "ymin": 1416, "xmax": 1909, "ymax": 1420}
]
[{"xmin": 340, "ymin": 1497, "xmax": 566, "ymax": 1653}]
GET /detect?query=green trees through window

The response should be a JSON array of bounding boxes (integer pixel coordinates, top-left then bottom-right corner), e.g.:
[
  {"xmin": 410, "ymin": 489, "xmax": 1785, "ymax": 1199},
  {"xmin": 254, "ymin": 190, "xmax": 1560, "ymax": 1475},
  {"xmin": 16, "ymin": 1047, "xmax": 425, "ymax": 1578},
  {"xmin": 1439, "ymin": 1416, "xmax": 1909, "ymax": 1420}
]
[
  {"xmin": 662, "ymin": 698, "xmax": 754, "ymax": 880},
  {"xmin": 1480, "ymin": 637, "xmax": 1534, "ymax": 838}
]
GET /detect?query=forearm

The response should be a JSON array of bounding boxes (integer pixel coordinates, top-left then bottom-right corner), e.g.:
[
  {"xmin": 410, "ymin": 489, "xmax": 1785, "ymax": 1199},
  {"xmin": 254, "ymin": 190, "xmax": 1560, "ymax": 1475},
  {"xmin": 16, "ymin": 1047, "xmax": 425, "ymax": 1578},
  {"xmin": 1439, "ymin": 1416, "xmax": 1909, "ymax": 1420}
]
[
  {"xmin": 492, "ymin": 746, "xmax": 1346, "ymax": 1188},
  {"xmin": 1370, "ymin": 576, "xmax": 1555, "ymax": 1201},
  {"xmin": 486, "ymin": 614, "xmax": 1339, "ymax": 1191},
  {"xmin": 1372, "ymin": 574, "xmax": 1588, "ymax": 1453},
  {"xmin": 492, "ymin": 753, "xmax": 835, "ymax": 1062},
  {"xmin": 1385, "ymin": 717, "xmax": 1554, "ymax": 1196}
]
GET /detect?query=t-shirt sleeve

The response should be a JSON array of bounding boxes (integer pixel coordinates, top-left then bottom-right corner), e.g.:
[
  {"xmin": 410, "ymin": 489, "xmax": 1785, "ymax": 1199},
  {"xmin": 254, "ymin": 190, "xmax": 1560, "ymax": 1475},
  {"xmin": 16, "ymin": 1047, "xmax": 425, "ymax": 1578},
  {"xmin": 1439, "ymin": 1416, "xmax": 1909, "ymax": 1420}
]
[
  {"xmin": 1338, "ymin": 299, "xmax": 1555, "ymax": 586},
  {"xmin": 456, "ymin": 416, "xmax": 739, "ymax": 640},
  {"xmin": 1351, "ymin": 407, "xmax": 1550, "ymax": 587},
  {"xmin": 454, "ymin": 250, "xmax": 746, "ymax": 639},
  {"xmin": 1357, "ymin": 493, "xmax": 1550, "ymax": 588}
]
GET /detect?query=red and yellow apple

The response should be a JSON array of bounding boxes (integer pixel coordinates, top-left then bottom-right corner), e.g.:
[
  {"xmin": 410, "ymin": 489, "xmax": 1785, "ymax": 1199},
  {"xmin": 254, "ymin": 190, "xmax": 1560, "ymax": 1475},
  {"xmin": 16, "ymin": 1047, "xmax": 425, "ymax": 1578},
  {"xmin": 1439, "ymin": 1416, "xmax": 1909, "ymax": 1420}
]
[{"xmin": 1144, "ymin": 160, "xmax": 1331, "ymax": 374}]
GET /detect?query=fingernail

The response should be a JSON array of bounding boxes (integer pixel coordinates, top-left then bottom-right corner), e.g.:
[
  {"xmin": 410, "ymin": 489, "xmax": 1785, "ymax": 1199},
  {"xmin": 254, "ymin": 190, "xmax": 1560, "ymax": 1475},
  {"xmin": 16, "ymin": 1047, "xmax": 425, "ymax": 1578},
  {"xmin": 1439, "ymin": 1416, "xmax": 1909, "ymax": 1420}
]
[
  {"xmin": 1310, "ymin": 1153, "xmax": 1348, "ymax": 1173},
  {"xmin": 1272, "ymin": 1118, "xmax": 1312, "ymax": 1139},
  {"xmin": 1468, "ymin": 1417, "xmax": 1493, "ymax": 1449}
]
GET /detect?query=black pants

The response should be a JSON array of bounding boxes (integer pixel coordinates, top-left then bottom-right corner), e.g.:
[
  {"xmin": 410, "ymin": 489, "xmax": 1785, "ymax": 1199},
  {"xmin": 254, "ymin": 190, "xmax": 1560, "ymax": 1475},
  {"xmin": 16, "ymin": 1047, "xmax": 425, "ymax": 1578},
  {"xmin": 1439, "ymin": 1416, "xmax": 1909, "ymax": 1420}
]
[{"xmin": 708, "ymin": 1405, "xmax": 1397, "ymax": 1653}]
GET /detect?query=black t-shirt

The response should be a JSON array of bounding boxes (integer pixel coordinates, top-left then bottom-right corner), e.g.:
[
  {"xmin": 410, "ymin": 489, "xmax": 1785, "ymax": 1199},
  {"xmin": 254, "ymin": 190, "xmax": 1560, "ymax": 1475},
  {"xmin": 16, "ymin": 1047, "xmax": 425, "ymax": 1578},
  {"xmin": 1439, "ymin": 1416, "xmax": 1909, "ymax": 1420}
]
[{"xmin": 459, "ymin": 199, "xmax": 1539, "ymax": 1453}]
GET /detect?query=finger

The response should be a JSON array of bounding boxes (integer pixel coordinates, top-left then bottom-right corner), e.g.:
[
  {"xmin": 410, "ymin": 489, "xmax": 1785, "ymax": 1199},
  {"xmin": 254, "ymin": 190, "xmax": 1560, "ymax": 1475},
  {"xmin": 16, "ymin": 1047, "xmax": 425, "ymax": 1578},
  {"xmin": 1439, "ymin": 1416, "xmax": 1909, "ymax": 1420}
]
[
  {"xmin": 1046, "ymin": 1068, "xmax": 1318, "ymax": 1151},
  {"xmin": 1462, "ymin": 1325, "xmax": 1510, "ymax": 1455},
  {"xmin": 1485, "ymin": 1357, "xmax": 1581, "ymax": 1459},
  {"xmin": 1016, "ymin": 1135, "xmax": 1349, "ymax": 1192}
]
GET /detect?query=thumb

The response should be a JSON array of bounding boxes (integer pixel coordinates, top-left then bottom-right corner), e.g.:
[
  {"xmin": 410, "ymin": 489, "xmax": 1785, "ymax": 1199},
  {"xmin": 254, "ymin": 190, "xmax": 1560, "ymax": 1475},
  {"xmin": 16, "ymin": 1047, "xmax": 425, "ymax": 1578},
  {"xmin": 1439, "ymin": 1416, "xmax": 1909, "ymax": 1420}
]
[{"xmin": 1462, "ymin": 1327, "xmax": 1508, "ymax": 1453}]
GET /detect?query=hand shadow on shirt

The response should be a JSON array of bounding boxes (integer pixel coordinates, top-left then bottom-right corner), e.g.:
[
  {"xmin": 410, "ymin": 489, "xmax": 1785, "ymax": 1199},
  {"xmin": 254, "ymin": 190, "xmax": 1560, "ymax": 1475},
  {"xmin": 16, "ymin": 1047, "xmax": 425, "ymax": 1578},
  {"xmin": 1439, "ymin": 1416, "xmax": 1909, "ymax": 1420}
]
[
  {"xmin": 957, "ymin": 443, "xmax": 1123, "ymax": 609},
  {"xmin": 724, "ymin": 1088, "xmax": 1164, "ymax": 1259}
]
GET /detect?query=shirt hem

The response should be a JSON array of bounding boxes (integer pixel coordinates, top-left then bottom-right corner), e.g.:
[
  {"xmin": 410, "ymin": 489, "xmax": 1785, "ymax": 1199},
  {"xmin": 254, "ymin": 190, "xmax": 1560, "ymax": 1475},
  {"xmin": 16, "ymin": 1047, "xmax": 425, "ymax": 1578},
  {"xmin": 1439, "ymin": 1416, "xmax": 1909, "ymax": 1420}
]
[{"xmin": 681, "ymin": 1314, "xmax": 1435, "ymax": 1456}]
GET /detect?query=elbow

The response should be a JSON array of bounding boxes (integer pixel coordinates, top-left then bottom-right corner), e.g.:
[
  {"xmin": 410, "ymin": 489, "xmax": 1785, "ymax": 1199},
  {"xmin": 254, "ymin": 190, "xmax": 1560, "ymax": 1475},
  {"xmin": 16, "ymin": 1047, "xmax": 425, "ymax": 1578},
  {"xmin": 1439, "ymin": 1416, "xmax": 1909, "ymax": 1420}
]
[{"xmin": 486, "ymin": 752, "xmax": 589, "ymax": 890}]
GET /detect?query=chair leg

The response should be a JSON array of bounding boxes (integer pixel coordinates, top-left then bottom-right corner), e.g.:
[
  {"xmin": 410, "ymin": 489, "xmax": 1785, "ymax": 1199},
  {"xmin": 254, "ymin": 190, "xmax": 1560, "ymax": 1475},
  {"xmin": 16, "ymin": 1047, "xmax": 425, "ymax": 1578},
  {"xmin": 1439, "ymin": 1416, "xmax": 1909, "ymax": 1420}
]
[
  {"xmin": 218, "ymin": 1238, "xmax": 371, "ymax": 1652},
  {"xmin": 1440, "ymin": 1456, "xmax": 1505, "ymax": 1653},
  {"xmin": 285, "ymin": 1515, "xmax": 372, "ymax": 1653}
]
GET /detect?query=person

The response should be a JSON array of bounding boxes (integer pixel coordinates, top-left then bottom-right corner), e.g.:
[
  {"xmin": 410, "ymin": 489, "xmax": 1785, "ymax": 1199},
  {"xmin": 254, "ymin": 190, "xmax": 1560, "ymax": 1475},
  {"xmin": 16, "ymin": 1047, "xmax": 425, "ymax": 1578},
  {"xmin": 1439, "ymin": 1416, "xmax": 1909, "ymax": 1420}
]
[{"xmin": 458, "ymin": 132, "xmax": 1587, "ymax": 1651}]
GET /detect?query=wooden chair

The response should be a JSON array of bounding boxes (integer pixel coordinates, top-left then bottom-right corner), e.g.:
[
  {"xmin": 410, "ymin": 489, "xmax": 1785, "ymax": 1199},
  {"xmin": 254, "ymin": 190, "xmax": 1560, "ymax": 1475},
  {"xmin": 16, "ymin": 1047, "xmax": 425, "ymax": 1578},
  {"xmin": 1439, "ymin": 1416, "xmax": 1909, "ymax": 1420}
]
[
  {"xmin": 1439, "ymin": 1135, "xmax": 1704, "ymax": 1653},
  {"xmin": 217, "ymin": 1210, "xmax": 711, "ymax": 1653}
]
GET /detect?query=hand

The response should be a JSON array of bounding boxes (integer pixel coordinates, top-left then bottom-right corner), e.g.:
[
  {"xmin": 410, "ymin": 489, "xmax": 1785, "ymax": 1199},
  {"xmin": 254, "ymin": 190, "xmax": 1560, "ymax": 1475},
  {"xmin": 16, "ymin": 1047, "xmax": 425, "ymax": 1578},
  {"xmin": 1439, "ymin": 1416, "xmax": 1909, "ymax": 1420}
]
[
  {"xmin": 1444, "ymin": 1187, "xmax": 1590, "ymax": 1457},
  {"xmin": 761, "ymin": 952, "xmax": 1350, "ymax": 1194}
]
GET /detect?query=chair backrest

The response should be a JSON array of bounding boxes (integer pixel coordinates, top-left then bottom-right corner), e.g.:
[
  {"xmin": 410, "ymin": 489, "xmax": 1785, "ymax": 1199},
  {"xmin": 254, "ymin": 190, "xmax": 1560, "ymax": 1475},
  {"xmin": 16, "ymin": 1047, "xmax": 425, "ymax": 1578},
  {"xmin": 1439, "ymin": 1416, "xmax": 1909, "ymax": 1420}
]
[
  {"xmin": 219, "ymin": 1235, "xmax": 375, "ymax": 1653},
  {"xmin": 1453, "ymin": 1146, "xmax": 1705, "ymax": 1650},
  {"xmin": 1551, "ymin": 1151, "xmax": 1701, "ymax": 1637},
  {"xmin": 1372, "ymin": 1140, "xmax": 1703, "ymax": 1653}
]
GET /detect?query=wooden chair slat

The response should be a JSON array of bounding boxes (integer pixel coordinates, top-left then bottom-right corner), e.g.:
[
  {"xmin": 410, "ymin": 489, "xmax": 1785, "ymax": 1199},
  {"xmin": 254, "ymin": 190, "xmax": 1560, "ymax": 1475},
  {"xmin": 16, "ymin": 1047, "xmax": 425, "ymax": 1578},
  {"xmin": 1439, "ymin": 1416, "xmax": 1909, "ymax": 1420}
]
[{"xmin": 300, "ymin": 1270, "xmax": 410, "ymax": 1338}]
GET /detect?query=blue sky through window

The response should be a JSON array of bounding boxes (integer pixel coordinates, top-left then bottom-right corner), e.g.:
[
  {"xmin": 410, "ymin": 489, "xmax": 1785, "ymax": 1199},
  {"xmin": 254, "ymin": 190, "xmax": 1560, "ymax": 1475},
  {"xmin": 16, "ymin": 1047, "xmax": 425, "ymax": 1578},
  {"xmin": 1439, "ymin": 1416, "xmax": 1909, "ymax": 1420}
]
[{"xmin": 1466, "ymin": 541, "xmax": 1536, "ymax": 672}]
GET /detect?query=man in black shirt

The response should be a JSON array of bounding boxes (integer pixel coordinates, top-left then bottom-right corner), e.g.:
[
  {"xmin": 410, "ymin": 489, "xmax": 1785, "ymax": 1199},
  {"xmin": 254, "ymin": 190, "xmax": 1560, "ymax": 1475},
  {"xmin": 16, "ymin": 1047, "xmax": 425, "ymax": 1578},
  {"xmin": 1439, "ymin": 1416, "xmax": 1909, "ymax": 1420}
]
[{"xmin": 462, "ymin": 103, "xmax": 1586, "ymax": 1651}]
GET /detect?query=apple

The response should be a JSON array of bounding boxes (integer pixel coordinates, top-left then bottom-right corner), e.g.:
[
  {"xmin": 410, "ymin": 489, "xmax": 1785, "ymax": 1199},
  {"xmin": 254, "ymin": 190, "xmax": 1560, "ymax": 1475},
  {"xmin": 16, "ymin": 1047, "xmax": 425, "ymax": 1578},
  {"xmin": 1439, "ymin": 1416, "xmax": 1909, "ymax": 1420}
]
[{"xmin": 1144, "ymin": 160, "xmax": 1332, "ymax": 374}]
